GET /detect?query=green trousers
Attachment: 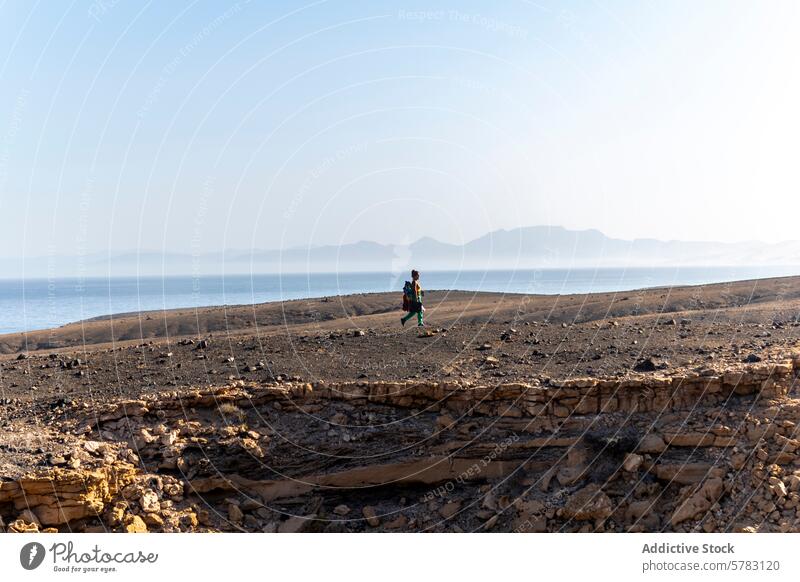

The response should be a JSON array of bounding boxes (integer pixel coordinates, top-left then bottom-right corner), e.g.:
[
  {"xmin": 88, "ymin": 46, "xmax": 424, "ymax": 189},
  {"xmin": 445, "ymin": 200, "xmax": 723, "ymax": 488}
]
[{"xmin": 402, "ymin": 307, "xmax": 423, "ymax": 326}]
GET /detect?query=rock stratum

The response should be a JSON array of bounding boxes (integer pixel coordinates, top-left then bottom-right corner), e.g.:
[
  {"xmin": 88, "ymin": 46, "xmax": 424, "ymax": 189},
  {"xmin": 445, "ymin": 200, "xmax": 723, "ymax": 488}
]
[
  {"xmin": 4, "ymin": 279, "xmax": 800, "ymax": 533},
  {"xmin": 3, "ymin": 353, "xmax": 800, "ymax": 533}
]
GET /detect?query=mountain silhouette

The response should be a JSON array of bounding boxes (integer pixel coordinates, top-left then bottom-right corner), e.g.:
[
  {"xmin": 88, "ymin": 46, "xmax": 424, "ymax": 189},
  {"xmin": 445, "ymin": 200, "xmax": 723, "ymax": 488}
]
[{"xmin": 3, "ymin": 226, "xmax": 799, "ymax": 278}]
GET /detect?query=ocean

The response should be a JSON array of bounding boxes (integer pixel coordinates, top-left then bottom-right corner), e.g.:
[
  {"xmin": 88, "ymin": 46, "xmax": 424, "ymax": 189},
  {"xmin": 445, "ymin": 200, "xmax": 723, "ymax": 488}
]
[{"xmin": 0, "ymin": 265, "xmax": 797, "ymax": 335}]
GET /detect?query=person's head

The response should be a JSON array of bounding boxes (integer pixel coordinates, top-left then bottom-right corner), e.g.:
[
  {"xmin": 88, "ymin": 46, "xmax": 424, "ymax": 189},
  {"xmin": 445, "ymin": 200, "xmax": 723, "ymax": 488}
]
[{"xmin": 411, "ymin": 269, "xmax": 419, "ymax": 281}]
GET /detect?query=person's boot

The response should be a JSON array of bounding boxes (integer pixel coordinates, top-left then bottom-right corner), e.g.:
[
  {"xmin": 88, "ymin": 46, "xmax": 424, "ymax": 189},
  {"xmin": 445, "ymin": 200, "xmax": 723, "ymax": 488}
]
[{"xmin": 401, "ymin": 317, "xmax": 406, "ymax": 327}]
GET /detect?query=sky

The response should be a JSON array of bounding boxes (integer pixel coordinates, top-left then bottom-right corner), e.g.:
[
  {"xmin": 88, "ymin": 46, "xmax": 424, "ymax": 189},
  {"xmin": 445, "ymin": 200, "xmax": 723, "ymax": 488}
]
[{"xmin": 1, "ymin": 0, "xmax": 800, "ymax": 261}]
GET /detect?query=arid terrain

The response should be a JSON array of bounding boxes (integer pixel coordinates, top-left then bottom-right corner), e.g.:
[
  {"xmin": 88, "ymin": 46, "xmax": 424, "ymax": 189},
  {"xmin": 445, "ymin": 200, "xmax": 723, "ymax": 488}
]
[{"xmin": 3, "ymin": 276, "xmax": 800, "ymax": 533}]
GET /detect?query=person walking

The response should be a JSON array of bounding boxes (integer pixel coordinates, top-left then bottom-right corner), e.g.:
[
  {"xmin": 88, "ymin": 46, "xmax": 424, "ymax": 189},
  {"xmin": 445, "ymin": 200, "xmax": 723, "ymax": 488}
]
[{"xmin": 401, "ymin": 269, "xmax": 425, "ymax": 327}]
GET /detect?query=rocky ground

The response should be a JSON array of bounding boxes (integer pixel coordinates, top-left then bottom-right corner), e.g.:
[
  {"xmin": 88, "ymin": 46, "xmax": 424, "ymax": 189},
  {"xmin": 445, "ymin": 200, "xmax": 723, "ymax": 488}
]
[{"xmin": 3, "ymin": 276, "xmax": 800, "ymax": 533}]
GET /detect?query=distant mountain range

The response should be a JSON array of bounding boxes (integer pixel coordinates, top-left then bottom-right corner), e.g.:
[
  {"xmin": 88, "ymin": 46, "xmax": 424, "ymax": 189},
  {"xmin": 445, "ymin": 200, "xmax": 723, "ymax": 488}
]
[{"xmin": 4, "ymin": 225, "xmax": 800, "ymax": 278}]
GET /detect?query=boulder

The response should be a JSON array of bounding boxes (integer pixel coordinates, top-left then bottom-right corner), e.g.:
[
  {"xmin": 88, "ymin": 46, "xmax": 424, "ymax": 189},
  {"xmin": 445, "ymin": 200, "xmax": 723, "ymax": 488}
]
[
  {"xmin": 563, "ymin": 484, "xmax": 613, "ymax": 521},
  {"xmin": 671, "ymin": 477, "xmax": 725, "ymax": 526},
  {"xmin": 124, "ymin": 514, "xmax": 148, "ymax": 533},
  {"xmin": 362, "ymin": 506, "xmax": 380, "ymax": 527},
  {"xmin": 623, "ymin": 454, "xmax": 643, "ymax": 472}
]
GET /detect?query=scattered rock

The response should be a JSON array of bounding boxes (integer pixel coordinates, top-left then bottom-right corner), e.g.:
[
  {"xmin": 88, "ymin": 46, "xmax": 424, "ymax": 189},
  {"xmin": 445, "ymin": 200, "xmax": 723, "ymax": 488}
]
[
  {"xmin": 124, "ymin": 514, "xmax": 148, "ymax": 533},
  {"xmin": 362, "ymin": 506, "xmax": 380, "ymax": 527},
  {"xmin": 769, "ymin": 477, "xmax": 787, "ymax": 498},
  {"xmin": 333, "ymin": 504, "xmax": 351, "ymax": 516},
  {"xmin": 623, "ymin": 453, "xmax": 643, "ymax": 472},
  {"xmin": 563, "ymin": 484, "xmax": 613, "ymax": 521},
  {"xmin": 384, "ymin": 514, "xmax": 408, "ymax": 529},
  {"xmin": 278, "ymin": 514, "xmax": 316, "ymax": 533},
  {"xmin": 228, "ymin": 503, "xmax": 244, "ymax": 524},
  {"xmin": 18, "ymin": 509, "xmax": 41, "ymax": 527},
  {"xmin": 671, "ymin": 477, "xmax": 725, "ymax": 526},
  {"xmin": 439, "ymin": 501, "xmax": 462, "ymax": 519},
  {"xmin": 140, "ymin": 489, "xmax": 160, "ymax": 513}
]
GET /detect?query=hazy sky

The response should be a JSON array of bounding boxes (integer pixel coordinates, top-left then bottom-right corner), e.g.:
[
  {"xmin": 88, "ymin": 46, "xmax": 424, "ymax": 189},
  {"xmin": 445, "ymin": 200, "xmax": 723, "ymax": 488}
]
[{"xmin": 1, "ymin": 0, "xmax": 799, "ymax": 258}]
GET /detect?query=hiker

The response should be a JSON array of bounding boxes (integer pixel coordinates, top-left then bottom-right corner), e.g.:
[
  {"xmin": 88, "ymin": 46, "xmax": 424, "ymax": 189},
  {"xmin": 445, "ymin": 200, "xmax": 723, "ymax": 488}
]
[{"xmin": 401, "ymin": 269, "xmax": 425, "ymax": 327}]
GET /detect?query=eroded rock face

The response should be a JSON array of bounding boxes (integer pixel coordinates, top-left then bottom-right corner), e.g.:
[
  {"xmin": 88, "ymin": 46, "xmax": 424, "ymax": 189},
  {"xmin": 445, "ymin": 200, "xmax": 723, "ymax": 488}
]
[{"xmin": 3, "ymin": 355, "xmax": 800, "ymax": 533}]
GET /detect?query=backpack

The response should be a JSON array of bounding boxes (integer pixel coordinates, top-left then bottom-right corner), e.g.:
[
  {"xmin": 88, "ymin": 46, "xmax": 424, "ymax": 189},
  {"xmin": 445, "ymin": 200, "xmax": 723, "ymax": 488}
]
[{"xmin": 402, "ymin": 281, "xmax": 414, "ymax": 311}]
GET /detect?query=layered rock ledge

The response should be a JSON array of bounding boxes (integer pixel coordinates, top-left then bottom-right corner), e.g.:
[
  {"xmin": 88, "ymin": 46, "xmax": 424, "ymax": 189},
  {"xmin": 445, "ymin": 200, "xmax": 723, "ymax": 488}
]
[{"xmin": 3, "ymin": 353, "xmax": 800, "ymax": 533}]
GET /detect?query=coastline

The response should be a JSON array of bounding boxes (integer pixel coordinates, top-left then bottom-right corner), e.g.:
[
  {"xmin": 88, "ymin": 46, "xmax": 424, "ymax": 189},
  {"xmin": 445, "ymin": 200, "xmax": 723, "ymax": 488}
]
[
  {"xmin": 2, "ymin": 273, "xmax": 800, "ymax": 533},
  {"xmin": 2, "ymin": 265, "xmax": 799, "ymax": 337},
  {"xmin": 2, "ymin": 274, "xmax": 800, "ymax": 356}
]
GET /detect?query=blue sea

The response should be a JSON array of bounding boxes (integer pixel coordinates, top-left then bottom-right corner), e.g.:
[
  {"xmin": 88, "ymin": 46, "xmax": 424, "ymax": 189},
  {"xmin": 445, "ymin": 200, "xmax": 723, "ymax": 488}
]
[{"xmin": 0, "ymin": 265, "xmax": 798, "ymax": 335}]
